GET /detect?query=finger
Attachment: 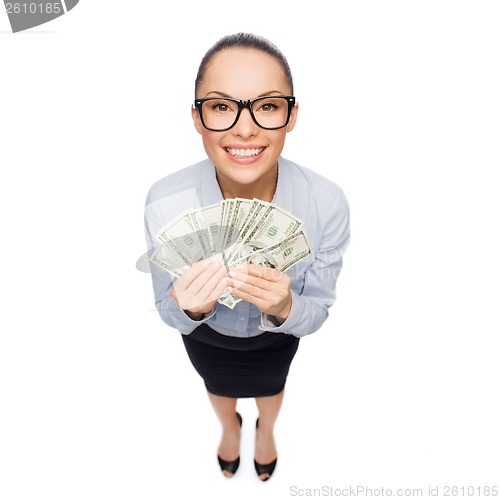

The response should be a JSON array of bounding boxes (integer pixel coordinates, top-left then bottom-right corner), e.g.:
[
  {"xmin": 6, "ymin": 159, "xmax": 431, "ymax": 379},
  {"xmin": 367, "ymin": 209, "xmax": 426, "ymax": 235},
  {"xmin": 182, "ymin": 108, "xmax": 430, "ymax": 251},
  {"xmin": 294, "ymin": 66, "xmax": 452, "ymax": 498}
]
[
  {"xmin": 196, "ymin": 265, "xmax": 228, "ymax": 302},
  {"xmin": 175, "ymin": 259, "xmax": 212, "ymax": 291},
  {"xmin": 179, "ymin": 260, "xmax": 220, "ymax": 294},
  {"xmin": 189, "ymin": 261, "xmax": 227, "ymax": 297},
  {"xmin": 236, "ymin": 263, "xmax": 282, "ymax": 281},
  {"xmin": 228, "ymin": 268, "xmax": 273, "ymax": 291},
  {"xmin": 247, "ymin": 263, "xmax": 282, "ymax": 281},
  {"xmin": 227, "ymin": 276, "xmax": 269, "ymax": 300},
  {"xmin": 206, "ymin": 274, "xmax": 230, "ymax": 303},
  {"xmin": 227, "ymin": 283, "xmax": 266, "ymax": 309}
]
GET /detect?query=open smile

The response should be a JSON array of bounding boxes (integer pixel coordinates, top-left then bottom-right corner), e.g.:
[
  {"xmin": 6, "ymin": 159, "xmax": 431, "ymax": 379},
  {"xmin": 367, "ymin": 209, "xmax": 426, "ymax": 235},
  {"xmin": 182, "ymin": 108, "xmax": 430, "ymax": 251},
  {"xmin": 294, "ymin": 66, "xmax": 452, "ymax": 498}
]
[
  {"xmin": 222, "ymin": 146, "xmax": 267, "ymax": 165},
  {"xmin": 224, "ymin": 147, "xmax": 265, "ymax": 158}
]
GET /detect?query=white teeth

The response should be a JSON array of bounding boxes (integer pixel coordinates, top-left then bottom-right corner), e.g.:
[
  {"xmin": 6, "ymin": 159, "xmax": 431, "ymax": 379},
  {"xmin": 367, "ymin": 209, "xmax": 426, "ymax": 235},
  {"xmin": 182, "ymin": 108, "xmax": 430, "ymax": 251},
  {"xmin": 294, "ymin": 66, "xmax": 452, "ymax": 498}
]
[{"xmin": 226, "ymin": 148, "xmax": 264, "ymax": 157}]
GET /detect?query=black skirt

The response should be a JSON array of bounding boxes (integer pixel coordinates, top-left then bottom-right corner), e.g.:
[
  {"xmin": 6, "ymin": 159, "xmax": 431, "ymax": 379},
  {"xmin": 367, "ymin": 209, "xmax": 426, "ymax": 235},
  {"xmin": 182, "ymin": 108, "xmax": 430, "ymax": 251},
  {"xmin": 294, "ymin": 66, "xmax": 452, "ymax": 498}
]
[{"xmin": 181, "ymin": 323, "xmax": 300, "ymax": 398}]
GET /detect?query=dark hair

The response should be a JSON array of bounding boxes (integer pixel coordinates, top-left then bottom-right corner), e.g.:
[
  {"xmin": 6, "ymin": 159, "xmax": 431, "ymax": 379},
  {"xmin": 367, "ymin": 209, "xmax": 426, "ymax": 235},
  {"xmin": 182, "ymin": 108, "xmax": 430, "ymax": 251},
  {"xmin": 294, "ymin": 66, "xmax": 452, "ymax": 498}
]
[{"xmin": 194, "ymin": 32, "xmax": 294, "ymax": 97}]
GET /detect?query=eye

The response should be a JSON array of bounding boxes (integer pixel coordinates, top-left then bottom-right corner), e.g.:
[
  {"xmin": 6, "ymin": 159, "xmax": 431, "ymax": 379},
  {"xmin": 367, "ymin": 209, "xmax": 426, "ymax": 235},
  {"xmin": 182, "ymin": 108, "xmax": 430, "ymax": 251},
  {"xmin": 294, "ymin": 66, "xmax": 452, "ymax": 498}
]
[
  {"xmin": 209, "ymin": 100, "xmax": 235, "ymax": 113},
  {"xmin": 256, "ymin": 100, "xmax": 280, "ymax": 112},
  {"xmin": 213, "ymin": 103, "xmax": 229, "ymax": 112}
]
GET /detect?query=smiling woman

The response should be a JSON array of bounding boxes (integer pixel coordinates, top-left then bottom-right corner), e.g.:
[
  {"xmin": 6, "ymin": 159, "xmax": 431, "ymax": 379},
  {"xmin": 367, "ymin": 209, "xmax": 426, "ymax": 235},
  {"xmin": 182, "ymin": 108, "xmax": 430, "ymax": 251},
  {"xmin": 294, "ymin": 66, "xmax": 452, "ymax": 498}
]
[{"xmin": 144, "ymin": 33, "xmax": 350, "ymax": 482}]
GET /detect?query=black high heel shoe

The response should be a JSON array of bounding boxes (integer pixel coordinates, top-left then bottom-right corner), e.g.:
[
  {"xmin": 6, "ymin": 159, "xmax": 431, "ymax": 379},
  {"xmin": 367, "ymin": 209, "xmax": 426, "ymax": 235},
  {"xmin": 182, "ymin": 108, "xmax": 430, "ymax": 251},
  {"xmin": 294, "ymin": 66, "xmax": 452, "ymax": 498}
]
[
  {"xmin": 254, "ymin": 418, "xmax": 278, "ymax": 481},
  {"xmin": 217, "ymin": 412, "xmax": 243, "ymax": 477}
]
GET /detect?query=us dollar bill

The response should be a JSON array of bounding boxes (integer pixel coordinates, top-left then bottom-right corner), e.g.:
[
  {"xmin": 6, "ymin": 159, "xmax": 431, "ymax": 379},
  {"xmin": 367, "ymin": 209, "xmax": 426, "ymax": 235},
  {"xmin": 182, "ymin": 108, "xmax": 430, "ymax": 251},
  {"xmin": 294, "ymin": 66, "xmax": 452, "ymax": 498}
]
[
  {"xmin": 189, "ymin": 204, "xmax": 218, "ymax": 259},
  {"xmin": 155, "ymin": 209, "xmax": 207, "ymax": 265},
  {"xmin": 193, "ymin": 202, "xmax": 222, "ymax": 257},
  {"xmin": 220, "ymin": 198, "xmax": 254, "ymax": 262},
  {"xmin": 226, "ymin": 204, "xmax": 303, "ymax": 266},
  {"xmin": 149, "ymin": 243, "xmax": 189, "ymax": 277},
  {"xmin": 223, "ymin": 199, "xmax": 270, "ymax": 262},
  {"xmin": 217, "ymin": 289, "xmax": 240, "ymax": 309},
  {"xmin": 235, "ymin": 228, "xmax": 310, "ymax": 270}
]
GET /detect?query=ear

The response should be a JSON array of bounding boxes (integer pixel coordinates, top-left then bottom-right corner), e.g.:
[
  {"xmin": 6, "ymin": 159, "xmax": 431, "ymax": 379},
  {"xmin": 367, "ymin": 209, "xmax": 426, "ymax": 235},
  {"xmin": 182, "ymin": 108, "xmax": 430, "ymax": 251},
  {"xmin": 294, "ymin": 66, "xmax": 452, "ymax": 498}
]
[
  {"xmin": 285, "ymin": 101, "xmax": 299, "ymax": 133},
  {"xmin": 191, "ymin": 106, "xmax": 203, "ymax": 135}
]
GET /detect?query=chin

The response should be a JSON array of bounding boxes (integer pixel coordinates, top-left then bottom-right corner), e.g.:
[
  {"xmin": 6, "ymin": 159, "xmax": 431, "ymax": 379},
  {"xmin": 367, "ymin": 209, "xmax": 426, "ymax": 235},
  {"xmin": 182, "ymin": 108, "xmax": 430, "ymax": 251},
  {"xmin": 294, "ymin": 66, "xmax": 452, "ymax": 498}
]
[{"xmin": 225, "ymin": 171, "xmax": 264, "ymax": 186}]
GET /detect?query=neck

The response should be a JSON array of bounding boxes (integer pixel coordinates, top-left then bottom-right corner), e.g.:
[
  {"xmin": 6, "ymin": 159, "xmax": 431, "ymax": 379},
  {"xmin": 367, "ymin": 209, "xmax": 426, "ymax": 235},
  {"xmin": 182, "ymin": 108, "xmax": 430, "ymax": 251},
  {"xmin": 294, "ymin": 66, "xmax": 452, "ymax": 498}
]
[{"xmin": 216, "ymin": 164, "xmax": 278, "ymax": 202}]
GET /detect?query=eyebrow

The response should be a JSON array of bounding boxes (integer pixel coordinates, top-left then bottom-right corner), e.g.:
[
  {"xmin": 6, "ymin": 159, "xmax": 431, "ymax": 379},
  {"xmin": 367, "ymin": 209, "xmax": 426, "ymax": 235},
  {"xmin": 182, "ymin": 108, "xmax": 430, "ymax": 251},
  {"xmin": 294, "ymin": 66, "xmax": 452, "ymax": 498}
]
[{"xmin": 204, "ymin": 90, "xmax": 285, "ymax": 98}]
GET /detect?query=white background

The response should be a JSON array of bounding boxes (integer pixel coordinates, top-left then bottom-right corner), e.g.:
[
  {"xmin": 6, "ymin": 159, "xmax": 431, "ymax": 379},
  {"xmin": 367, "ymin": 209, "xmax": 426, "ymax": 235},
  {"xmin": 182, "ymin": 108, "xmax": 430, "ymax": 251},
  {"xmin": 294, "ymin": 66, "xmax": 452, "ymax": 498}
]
[{"xmin": 1, "ymin": 1, "xmax": 499, "ymax": 498}]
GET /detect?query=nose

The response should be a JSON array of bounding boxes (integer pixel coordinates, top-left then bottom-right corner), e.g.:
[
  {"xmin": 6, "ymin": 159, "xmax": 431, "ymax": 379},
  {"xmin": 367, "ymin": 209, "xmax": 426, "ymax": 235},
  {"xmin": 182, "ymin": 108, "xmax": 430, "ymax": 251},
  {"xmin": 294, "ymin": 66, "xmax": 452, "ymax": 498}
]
[{"xmin": 232, "ymin": 107, "xmax": 258, "ymax": 139}]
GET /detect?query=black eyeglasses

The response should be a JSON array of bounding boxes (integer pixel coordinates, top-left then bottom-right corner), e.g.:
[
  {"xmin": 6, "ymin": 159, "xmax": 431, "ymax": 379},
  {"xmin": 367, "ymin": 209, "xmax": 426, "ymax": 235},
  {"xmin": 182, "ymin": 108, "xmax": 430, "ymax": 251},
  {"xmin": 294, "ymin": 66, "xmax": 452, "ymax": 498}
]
[{"xmin": 194, "ymin": 95, "xmax": 296, "ymax": 132}]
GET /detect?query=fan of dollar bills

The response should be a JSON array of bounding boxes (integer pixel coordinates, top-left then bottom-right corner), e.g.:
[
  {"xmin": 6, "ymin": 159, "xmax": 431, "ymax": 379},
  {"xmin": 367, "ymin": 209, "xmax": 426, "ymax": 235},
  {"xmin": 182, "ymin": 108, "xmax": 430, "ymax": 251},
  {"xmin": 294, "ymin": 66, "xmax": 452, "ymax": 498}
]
[{"xmin": 149, "ymin": 198, "xmax": 311, "ymax": 309}]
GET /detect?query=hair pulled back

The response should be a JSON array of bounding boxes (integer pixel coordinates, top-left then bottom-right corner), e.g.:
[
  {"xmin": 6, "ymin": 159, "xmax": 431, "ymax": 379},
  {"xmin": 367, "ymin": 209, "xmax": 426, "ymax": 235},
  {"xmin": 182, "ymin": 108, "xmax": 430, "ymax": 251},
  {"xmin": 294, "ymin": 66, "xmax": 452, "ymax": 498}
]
[{"xmin": 195, "ymin": 32, "xmax": 294, "ymax": 97}]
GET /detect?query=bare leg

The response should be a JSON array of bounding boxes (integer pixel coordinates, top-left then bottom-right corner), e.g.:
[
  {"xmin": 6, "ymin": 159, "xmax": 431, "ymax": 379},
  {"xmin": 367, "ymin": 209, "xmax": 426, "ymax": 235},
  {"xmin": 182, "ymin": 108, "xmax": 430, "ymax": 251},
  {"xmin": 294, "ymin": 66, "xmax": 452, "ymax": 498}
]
[
  {"xmin": 254, "ymin": 389, "xmax": 285, "ymax": 480},
  {"xmin": 207, "ymin": 391, "xmax": 240, "ymax": 478}
]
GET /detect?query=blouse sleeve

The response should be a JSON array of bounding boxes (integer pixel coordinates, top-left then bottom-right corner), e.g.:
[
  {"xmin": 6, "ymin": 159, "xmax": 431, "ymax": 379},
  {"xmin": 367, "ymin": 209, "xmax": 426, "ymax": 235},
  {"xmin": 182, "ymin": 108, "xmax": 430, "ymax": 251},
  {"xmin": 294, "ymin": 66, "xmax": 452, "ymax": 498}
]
[{"xmin": 259, "ymin": 188, "xmax": 350, "ymax": 338}]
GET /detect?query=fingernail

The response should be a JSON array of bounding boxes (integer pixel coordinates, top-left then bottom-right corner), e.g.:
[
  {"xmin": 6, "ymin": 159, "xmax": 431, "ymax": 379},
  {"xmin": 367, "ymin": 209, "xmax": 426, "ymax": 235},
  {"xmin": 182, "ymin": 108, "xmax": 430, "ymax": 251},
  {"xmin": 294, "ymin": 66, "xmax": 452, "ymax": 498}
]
[
  {"xmin": 211, "ymin": 261, "xmax": 221, "ymax": 269},
  {"xmin": 202, "ymin": 259, "xmax": 210, "ymax": 267}
]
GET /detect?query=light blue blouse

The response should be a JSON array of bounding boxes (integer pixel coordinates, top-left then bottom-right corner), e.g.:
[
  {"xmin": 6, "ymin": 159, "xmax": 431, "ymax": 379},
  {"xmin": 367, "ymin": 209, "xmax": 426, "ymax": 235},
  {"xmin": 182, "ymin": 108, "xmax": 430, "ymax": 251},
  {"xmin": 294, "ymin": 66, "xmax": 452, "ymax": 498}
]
[{"xmin": 144, "ymin": 156, "xmax": 350, "ymax": 338}]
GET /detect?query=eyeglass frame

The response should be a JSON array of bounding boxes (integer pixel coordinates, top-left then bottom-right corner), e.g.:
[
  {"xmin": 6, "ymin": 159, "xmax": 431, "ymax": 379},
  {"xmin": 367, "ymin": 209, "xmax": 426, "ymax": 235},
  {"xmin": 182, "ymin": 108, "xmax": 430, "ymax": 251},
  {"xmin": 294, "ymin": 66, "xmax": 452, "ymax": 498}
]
[{"xmin": 193, "ymin": 95, "xmax": 296, "ymax": 132}]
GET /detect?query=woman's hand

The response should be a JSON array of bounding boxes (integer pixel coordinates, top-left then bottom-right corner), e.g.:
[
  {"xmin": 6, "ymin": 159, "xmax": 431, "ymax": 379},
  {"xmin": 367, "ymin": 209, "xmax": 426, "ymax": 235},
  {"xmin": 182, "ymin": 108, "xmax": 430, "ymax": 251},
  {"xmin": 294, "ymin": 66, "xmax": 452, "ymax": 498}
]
[
  {"xmin": 227, "ymin": 264, "xmax": 292, "ymax": 324},
  {"xmin": 171, "ymin": 259, "xmax": 228, "ymax": 320}
]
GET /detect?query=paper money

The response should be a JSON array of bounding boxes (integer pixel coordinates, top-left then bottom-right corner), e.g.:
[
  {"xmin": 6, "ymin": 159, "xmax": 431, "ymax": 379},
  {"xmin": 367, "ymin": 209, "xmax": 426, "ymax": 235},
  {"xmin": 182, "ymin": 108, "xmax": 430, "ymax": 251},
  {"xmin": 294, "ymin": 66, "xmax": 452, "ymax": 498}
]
[
  {"xmin": 156, "ymin": 209, "xmax": 208, "ymax": 265},
  {"xmin": 149, "ymin": 243, "xmax": 188, "ymax": 278},
  {"xmin": 193, "ymin": 202, "xmax": 222, "ymax": 256},
  {"xmin": 231, "ymin": 229, "xmax": 311, "ymax": 272},
  {"xmin": 149, "ymin": 198, "xmax": 311, "ymax": 308},
  {"xmin": 225, "ymin": 204, "xmax": 303, "ymax": 266}
]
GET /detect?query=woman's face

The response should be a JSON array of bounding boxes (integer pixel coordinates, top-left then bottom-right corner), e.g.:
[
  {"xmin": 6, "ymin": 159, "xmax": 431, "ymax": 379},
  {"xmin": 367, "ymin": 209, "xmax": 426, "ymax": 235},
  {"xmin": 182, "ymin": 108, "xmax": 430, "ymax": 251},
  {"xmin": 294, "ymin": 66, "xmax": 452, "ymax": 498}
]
[{"xmin": 192, "ymin": 48, "xmax": 298, "ymax": 189}]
